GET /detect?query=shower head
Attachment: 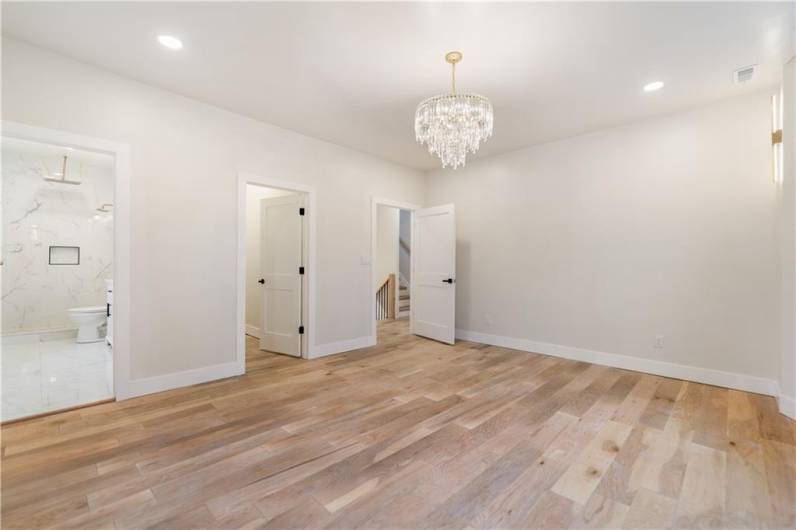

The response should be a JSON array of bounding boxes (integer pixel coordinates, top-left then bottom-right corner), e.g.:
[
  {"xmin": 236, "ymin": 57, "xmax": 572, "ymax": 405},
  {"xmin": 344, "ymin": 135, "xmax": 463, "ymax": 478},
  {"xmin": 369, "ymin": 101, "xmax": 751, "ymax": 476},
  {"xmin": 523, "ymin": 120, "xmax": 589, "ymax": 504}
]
[{"xmin": 44, "ymin": 155, "xmax": 81, "ymax": 185}]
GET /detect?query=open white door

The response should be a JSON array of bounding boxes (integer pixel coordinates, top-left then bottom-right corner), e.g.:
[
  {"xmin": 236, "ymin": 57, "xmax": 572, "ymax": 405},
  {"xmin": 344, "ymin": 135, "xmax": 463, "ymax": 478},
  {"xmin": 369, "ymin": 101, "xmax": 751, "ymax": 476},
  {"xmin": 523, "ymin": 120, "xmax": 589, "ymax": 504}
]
[
  {"xmin": 411, "ymin": 204, "xmax": 456, "ymax": 344},
  {"xmin": 259, "ymin": 194, "xmax": 303, "ymax": 357}
]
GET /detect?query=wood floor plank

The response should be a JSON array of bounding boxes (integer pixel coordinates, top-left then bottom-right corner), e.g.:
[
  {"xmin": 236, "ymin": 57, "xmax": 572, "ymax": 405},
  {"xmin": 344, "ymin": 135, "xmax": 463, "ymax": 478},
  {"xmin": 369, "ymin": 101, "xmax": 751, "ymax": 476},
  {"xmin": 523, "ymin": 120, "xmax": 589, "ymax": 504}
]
[
  {"xmin": 522, "ymin": 490, "xmax": 577, "ymax": 529},
  {"xmin": 762, "ymin": 439, "xmax": 796, "ymax": 529},
  {"xmin": 1, "ymin": 318, "xmax": 793, "ymax": 529},
  {"xmin": 592, "ymin": 425, "xmax": 648, "ymax": 506},
  {"xmin": 628, "ymin": 427, "xmax": 690, "ymax": 499},
  {"xmin": 666, "ymin": 381, "xmax": 704, "ymax": 438},
  {"xmin": 691, "ymin": 386, "xmax": 729, "ymax": 451},
  {"xmin": 674, "ymin": 442, "xmax": 727, "ymax": 529},
  {"xmin": 551, "ymin": 420, "xmax": 633, "ymax": 503},
  {"xmin": 752, "ymin": 393, "xmax": 796, "ymax": 446},
  {"xmin": 622, "ymin": 487, "xmax": 677, "ymax": 530},
  {"xmin": 573, "ymin": 492, "xmax": 630, "ymax": 529},
  {"xmin": 638, "ymin": 379, "xmax": 682, "ymax": 431},
  {"xmin": 724, "ymin": 439, "xmax": 772, "ymax": 528}
]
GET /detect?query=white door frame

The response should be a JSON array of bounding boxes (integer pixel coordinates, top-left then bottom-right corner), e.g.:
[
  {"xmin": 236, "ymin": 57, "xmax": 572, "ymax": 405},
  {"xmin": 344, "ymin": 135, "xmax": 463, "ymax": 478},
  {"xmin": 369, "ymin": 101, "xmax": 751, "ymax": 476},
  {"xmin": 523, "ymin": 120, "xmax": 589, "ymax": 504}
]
[
  {"xmin": 237, "ymin": 173, "xmax": 317, "ymax": 363},
  {"xmin": 1, "ymin": 121, "xmax": 132, "ymax": 399},
  {"xmin": 370, "ymin": 196, "xmax": 421, "ymax": 341}
]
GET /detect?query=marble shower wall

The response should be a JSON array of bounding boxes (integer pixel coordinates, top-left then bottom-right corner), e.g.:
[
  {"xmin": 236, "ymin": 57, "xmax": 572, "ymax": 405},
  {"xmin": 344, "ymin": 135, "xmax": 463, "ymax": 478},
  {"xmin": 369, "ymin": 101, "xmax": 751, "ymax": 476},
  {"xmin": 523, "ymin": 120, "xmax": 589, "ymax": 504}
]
[{"xmin": 2, "ymin": 139, "xmax": 113, "ymax": 333}]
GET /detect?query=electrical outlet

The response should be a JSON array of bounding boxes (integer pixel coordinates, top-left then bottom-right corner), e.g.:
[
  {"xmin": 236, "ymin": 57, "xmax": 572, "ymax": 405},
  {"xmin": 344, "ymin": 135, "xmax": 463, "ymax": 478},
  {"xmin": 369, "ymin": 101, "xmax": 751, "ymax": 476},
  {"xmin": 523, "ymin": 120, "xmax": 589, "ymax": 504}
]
[{"xmin": 654, "ymin": 335, "xmax": 664, "ymax": 349}]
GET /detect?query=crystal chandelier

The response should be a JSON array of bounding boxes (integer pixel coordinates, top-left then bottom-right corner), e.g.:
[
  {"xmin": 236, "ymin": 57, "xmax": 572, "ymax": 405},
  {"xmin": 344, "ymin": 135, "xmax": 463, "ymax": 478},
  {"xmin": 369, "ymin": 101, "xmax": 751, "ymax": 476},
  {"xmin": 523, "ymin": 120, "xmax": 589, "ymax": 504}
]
[{"xmin": 415, "ymin": 51, "xmax": 494, "ymax": 169}]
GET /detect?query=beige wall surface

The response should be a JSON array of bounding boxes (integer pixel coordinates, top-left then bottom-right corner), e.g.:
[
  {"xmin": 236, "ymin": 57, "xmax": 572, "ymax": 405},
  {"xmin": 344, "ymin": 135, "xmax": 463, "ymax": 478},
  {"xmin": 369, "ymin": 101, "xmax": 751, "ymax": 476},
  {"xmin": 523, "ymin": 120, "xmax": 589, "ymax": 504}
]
[
  {"xmin": 2, "ymin": 38, "xmax": 426, "ymax": 380},
  {"xmin": 427, "ymin": 91, "xmax": 781, "ymax": 382}
]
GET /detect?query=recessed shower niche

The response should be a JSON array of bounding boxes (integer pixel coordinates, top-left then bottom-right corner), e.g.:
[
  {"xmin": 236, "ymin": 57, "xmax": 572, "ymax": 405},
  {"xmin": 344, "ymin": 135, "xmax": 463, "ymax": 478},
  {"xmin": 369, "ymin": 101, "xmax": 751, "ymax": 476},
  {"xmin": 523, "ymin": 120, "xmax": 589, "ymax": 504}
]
[{"xmin": 49, "ymin": 245, "xmax": 80, "ymax": 265}]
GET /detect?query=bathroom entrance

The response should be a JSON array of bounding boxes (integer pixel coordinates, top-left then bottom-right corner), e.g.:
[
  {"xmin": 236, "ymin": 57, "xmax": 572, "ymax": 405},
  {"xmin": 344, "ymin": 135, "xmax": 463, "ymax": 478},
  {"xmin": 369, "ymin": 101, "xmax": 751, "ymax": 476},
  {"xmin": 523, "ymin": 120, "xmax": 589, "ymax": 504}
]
[
  {"xmin": 1, "ymin": 136, "xmax": 116, "ymax": 421},
  {"xmin": 243, "ymin": 182, "xmax": 310, "ymax": 359}
]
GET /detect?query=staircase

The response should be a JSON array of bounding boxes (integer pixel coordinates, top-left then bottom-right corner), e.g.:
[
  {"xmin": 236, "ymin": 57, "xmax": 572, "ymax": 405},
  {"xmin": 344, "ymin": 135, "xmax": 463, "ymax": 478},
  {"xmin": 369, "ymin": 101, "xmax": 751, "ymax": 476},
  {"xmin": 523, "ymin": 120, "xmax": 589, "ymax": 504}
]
[
  {"xmin": 398, "ymin": 283, "xmax": 410, "ymax": 318},
  {"xmin": 398, "ymin": 234, "xmax": 410, "ymax": 319}
]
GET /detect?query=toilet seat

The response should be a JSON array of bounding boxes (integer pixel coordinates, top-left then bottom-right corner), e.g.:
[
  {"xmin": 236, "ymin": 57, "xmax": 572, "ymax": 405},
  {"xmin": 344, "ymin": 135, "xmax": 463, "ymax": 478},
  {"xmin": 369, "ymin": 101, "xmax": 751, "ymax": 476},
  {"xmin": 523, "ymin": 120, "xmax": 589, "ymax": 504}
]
[{"xmin": 67, "ymin": 306, "xmax": 108, "ymax": 343}]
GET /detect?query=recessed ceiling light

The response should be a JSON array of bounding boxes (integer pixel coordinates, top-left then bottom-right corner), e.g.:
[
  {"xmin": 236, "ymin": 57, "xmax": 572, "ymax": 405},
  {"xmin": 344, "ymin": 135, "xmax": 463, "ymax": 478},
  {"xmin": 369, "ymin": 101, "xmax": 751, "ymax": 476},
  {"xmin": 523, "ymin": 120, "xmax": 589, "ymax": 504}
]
[
  {"xmin": 157, "ymin": 35, "xmax": 183, "ymax": 50},
  {"xmin": 643, "ymin": 81, "xmax": 664, "ymax": 92}
]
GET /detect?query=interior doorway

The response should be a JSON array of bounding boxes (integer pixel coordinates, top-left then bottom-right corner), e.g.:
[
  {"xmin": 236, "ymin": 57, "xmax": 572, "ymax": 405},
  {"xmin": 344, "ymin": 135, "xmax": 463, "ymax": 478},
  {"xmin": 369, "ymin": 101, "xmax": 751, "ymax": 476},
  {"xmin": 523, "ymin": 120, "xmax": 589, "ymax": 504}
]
[
  {"xmin": 1, "ymin": 121, "xmax": 130, "ymax": 422},
  {"xmin": 2, "ymin": 138, "xmax": 114, "ymax": 421},
  {"xmin": 238, "ymin": 174, "xmax": 316, "ymax": 367},
  {"xmin": 371, "ymin": 198, "xmax": 457, "ymax": 347},
  {"xmin": 371, "ymin": 197, "xmax": 419, "ymax": 345},
  {"xmin": 244, "ymin": 184, "xmax": 308, "ymax": 358}
]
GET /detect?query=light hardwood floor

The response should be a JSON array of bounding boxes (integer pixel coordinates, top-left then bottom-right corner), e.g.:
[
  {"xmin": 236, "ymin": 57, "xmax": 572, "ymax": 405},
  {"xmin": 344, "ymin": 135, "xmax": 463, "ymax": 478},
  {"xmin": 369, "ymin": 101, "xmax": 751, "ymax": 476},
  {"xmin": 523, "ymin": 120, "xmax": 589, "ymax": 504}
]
[{"xmin": 2, "ymin": 319, "xmax": 795, "ymax": 529}]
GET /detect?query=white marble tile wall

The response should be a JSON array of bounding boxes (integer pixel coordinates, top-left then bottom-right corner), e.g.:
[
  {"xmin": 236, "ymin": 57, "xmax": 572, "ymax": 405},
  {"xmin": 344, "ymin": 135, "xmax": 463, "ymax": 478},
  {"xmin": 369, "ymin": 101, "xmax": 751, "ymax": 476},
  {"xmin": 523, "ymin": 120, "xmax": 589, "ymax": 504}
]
[{"xmin": 2, "ymin": 139, "xmax": 114, "ymax": 333}]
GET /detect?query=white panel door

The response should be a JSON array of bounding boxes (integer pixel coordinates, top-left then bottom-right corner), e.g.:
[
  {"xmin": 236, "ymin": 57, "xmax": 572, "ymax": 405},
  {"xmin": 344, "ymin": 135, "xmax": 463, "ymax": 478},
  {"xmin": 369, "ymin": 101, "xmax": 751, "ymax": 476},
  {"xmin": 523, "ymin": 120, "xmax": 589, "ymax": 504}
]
[
  {"xmin": 411, "ymin": 204, "xmax": 456, "ymax": 344},
  {"xmin": 260, "ymin": 194, "xmax": 303, "ymax": 357}
]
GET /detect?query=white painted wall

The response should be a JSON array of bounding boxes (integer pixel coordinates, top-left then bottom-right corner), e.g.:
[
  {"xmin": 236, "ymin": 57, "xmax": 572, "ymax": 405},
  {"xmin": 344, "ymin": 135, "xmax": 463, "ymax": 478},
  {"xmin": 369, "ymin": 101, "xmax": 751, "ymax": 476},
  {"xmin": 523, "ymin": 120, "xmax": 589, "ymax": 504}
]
[
  {"xmin": 426, "ymin": 91, "xmax": 781, "ymax": 389},
  {"xmin": 1, "ymin": 38, "xmax": 425, "ymax": 383},
  {"xmin": 2, "ymin": 139, "xmax": 114, "ymax": 333},
  {"xmin": 245, "ymin": 184, "xmax": 294, "ymax": 337},
  {"xmin": 375, "ymin": 205, "xmax": 399, "ymax": 290},
  {"xmin": 4, "ymin": 36, "xmax": 788, "ymax": 404},
  {"xmin": 780, "ymin": 56, "xmax": 796, "ymax": 417}
]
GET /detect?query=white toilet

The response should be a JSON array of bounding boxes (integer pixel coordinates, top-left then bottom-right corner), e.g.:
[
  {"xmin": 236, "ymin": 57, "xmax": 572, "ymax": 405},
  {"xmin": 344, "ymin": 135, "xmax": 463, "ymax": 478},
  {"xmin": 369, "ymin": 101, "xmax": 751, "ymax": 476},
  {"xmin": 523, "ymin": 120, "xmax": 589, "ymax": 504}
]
[{"xmin": 67, "ymin": 306, "xmax": 107, "ymax": 343}]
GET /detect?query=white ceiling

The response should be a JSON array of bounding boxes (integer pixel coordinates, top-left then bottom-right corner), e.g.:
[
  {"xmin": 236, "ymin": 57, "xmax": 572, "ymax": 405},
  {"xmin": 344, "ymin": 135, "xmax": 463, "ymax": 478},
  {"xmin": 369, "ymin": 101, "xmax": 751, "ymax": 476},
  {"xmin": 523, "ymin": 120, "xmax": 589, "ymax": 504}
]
[{"xmin": 2, "ymin": 2, "xmax": 794, "ymax": 170}]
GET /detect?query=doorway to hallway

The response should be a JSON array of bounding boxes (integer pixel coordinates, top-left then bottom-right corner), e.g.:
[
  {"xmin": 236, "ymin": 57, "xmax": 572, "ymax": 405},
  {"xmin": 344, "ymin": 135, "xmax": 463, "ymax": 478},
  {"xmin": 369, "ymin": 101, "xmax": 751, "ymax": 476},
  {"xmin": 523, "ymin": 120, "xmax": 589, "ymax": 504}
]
[{"xmin": 240, "ymin": 177, "xmax": 314, "ymax": 363}]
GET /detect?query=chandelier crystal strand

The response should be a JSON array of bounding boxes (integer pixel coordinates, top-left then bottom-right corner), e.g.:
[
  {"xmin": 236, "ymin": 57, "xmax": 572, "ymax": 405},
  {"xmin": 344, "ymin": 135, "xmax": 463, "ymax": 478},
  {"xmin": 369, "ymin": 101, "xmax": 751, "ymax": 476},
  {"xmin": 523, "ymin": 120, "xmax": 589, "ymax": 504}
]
[{"xmin": 415, "ymin": 52, "xmax": 493, "ymax": 169}]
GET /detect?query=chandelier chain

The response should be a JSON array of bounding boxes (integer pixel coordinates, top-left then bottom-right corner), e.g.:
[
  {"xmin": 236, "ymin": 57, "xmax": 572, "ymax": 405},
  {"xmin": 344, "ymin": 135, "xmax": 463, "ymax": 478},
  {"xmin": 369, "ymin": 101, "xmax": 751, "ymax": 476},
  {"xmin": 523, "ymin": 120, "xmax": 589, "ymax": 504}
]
[{"xmin": 451, "ymin": 61, "xmax": 456, "ymax": 95}]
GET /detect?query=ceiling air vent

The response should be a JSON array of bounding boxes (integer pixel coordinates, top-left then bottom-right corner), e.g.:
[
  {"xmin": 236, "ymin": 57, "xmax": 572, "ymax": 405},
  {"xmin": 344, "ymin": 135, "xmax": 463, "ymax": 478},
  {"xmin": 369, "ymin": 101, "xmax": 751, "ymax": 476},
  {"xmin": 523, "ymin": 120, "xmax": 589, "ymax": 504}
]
[{"xmin": 733, "ymin": 65, "xmax": 756, "ymax": 85}]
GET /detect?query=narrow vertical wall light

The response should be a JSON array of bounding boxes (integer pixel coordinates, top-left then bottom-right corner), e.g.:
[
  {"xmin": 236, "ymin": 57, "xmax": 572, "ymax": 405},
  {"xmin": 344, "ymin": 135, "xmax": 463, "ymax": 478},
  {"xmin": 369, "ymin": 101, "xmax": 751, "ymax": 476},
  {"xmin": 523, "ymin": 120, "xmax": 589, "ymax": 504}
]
[{"xmin": 772, "ymin": 86, "xmax": 784, "ymax": 185}]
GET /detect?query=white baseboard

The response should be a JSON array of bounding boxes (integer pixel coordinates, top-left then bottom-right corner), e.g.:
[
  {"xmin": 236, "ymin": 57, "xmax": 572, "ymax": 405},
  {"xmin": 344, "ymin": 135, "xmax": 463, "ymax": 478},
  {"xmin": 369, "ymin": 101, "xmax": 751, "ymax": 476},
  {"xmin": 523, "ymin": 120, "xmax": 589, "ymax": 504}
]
[
  {"xmin": 119, "ymin": 327, "xmax": 790, "ymax": 419},
  {"xmin": 778, "ymin": 391, "xmax": 796, "ymax": 420},
  {"xmin": 125, "ymin": 360, "xmax": 243, "ymax": 399},
  {"xmin": 456, "ymin": 329, "xmax": 778, "ymax": 397},
  {"xmin": 310, "ymin": 335, "xmax": 375, "ymax": 359},
  {"xmin": 245, "ymin": 324, "xmax": 261, "ymax": 339}
]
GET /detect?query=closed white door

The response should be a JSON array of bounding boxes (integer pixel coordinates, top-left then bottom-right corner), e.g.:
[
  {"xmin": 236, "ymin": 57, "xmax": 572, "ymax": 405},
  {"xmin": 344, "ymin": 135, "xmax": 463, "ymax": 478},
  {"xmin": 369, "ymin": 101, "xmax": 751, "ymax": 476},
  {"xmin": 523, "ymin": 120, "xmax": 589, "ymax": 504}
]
[
  {"xmin": 411, "ymin": 204, "xmax": 456, "ymax": 344},
  {"xmin": 260, "ymin": 194, "xmax": 303, "ymax": 357}
]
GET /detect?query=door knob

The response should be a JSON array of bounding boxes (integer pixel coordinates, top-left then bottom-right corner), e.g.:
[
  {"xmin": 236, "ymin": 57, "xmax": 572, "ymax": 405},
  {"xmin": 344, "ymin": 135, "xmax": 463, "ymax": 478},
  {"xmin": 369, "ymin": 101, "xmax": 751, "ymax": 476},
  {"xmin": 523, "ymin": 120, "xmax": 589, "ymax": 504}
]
[
  {"xmin": 258, "ymin": 278, "xmax": 265, "ymax": 284},
  {"xmin": 442, "ymin": 278, "xmax": 454, "ymax": 284}
]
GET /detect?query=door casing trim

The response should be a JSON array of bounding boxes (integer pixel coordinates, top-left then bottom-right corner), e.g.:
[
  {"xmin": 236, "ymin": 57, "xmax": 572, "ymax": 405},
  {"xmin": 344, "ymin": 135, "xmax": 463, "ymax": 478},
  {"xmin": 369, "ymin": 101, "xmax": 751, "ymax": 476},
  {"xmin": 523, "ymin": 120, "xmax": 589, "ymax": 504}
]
[
  {"xmin": 1, "ymin": 121, "xmax": 132, "ymax": 398},
  {"xmin": 238, "ymin": 173, "xmax": 317, "ymax": 364},
  {"xmin": 370, "ymin": 196, "xmax": 421, "ymax": 342}
]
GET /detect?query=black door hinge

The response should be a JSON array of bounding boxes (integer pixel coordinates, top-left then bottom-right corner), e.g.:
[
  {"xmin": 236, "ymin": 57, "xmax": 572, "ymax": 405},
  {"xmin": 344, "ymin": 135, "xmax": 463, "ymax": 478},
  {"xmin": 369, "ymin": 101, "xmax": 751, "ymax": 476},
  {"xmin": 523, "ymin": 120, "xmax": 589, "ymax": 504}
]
[
  {"xmin": 299, "ymin": 266, "xmax": 305, "ymax": 275},
  {"xmin": 298, "ymin": 326, "xmax": 305, "ymax": 335},
  {"xmin": 299, "ymin": 207, "xmax": 305, "ymax": 216}
]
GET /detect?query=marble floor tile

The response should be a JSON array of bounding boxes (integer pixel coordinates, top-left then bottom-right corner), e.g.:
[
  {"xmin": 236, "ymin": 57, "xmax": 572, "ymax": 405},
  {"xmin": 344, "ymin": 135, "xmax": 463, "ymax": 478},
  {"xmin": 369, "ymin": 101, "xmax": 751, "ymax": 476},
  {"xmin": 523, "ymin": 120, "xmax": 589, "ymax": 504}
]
[{"xmin": 1, "ymin": 336, "xmax": 113, "ymax": 421}]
